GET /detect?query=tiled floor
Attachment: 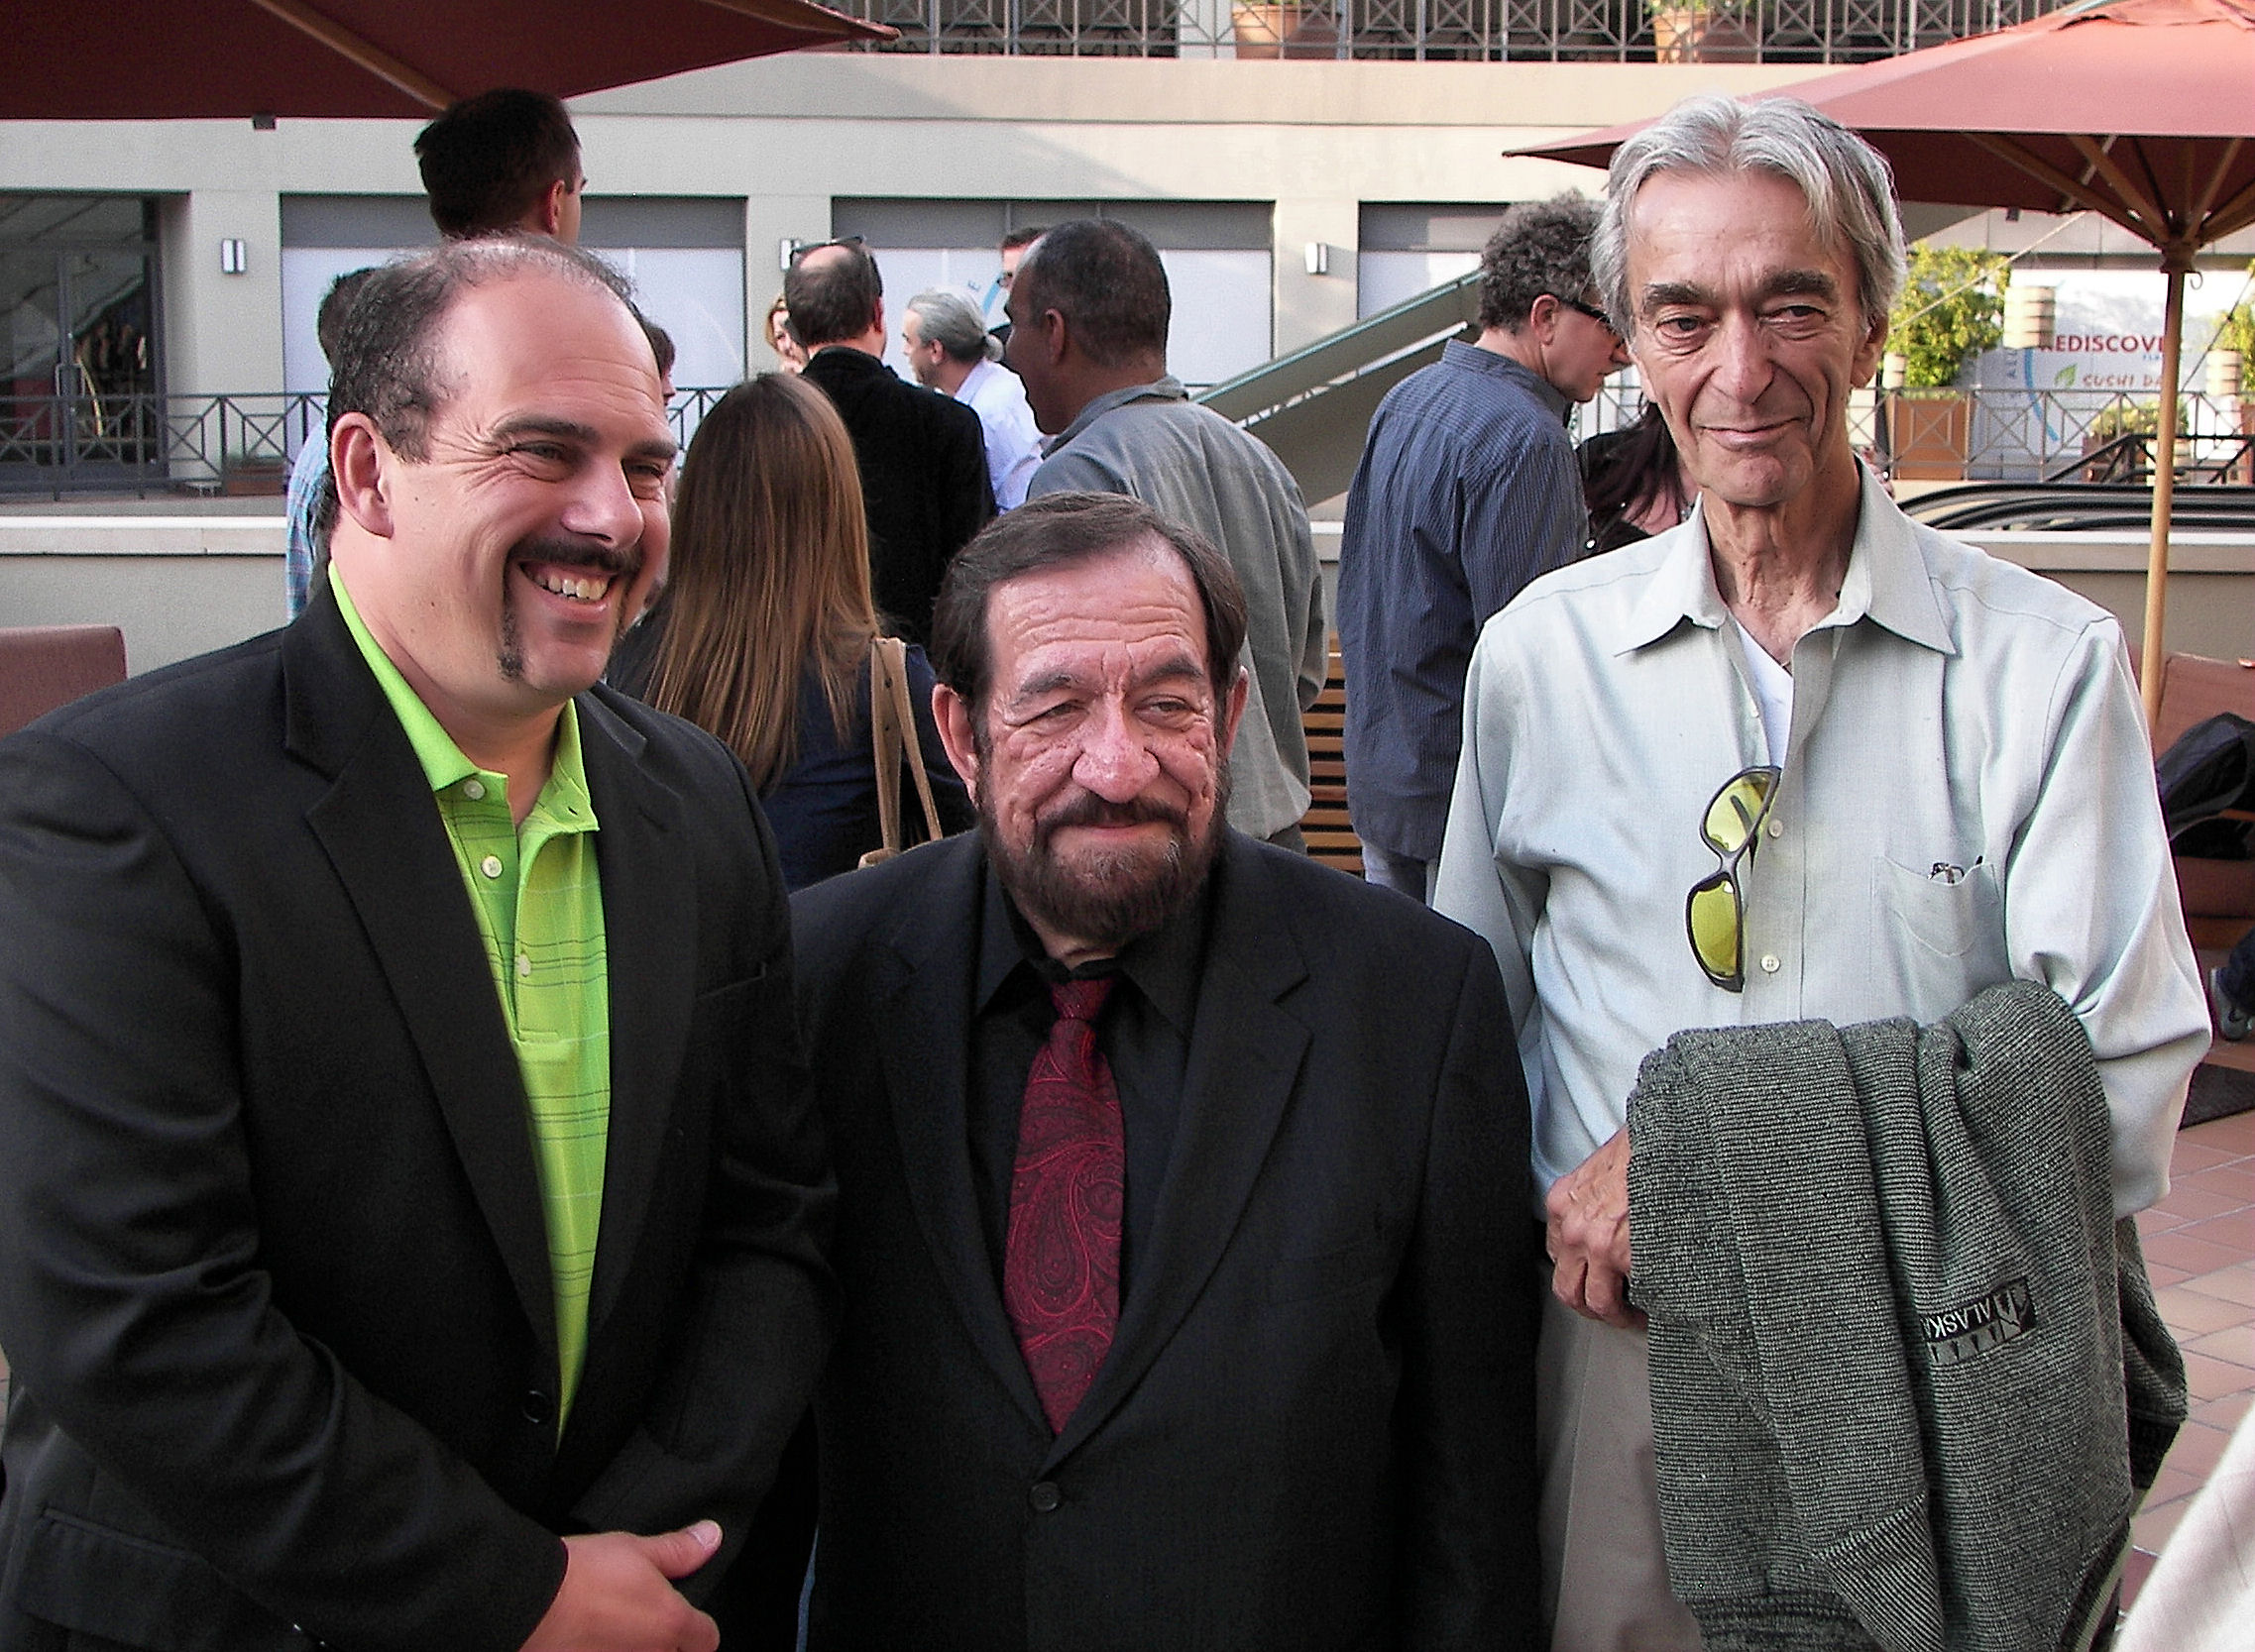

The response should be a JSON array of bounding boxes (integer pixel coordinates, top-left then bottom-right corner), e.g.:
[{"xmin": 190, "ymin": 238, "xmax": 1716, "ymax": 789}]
[{"xmin": 2124, "ymin": 1103, "xmax": 2255, "ymax": 1607}]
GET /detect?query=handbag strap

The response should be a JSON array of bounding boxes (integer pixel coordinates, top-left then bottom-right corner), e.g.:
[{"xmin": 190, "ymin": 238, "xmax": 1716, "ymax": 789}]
[
  {"xmin": 866, "ymin": 636, "xmax": 906, "ymax": 856},
  {"xmin": 878, "ymin": 636, "xmax": 946, "ymax": 844}
]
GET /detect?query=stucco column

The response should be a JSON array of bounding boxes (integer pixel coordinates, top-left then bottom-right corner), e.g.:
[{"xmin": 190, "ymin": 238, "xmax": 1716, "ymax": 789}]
[
  {"xmin": 1271, "ymin": 196, "xmax": 1360, "ymax": 358},
  {"xmin": 158, "ymin": 187, "xmax": 284, "ymax": 482},
  {"xmin": 743, "ymin": 194, "xmax": 835, "ymax": 370}
]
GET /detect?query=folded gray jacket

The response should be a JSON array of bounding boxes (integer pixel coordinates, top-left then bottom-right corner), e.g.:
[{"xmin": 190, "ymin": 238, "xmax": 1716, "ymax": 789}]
[{"xmin": 1627, "ymin": 979, "xmax": 2185, "ymax": 1652}]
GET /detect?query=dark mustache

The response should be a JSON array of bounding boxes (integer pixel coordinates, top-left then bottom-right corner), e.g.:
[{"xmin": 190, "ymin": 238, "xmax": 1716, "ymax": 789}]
[
  {"xmin": 1039, "ymin": 794, "xmax": 1186, "ymax": 833},
  {"xmin": 513, "ymin": 538, "xmax": 639, "ymax": 579}
]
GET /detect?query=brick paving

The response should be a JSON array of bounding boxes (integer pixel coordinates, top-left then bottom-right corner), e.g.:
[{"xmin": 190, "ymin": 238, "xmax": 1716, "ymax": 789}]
[{"xmin": 2124, "ymin": 1104, "xmax": 2255, "ymax": 1607}]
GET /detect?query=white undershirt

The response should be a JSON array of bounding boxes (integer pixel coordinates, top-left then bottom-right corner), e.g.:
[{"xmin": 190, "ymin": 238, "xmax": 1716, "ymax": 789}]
[{"xmin": 1734, "ymin": 622, "xmax": 1795, "ymax": 765}]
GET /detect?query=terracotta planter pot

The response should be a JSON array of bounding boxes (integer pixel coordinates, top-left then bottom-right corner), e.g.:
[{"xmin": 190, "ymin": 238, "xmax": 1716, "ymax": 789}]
[
  {"xmin": 1890, "ymin": 390, "xmax": 1972, "ymax": 482},
  {"xmin": 1649, "ymin": 6, "xmax": 1757, "ymax": 61},
  {"xmin": 222, "ymin": 458, "xmax": 287, "ymax": 497},
  {"xmin": 1233, "ymin": 2, "xmax": 1338, "ymax": 57}
]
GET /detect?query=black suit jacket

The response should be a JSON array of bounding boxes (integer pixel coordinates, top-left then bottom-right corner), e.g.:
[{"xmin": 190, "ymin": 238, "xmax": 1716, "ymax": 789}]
[
  {"xmin": 800, "ymin": 346, "xmax": 993, "ymax": 646},
  {"xmin": 0, "ymin": 586, "xmax": 837, "ymax": 1652},
  {"xmin": 789, "ymin": 832, "xmax": 1539, "ymax": 1651}
]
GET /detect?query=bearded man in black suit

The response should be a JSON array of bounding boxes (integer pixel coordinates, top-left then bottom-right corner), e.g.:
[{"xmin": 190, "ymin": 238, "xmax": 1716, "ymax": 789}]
[
  {"xmin": 0, "ymin": 237, "xmax": 834, "ymax": 1652},
  {"xmin": 786, "ymin": 493, "xmax": 1541, "ymax": 1651}
]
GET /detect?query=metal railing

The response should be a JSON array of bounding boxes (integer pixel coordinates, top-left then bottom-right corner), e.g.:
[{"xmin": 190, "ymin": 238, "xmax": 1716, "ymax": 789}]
[
  {"xmin": 1585, "ymin": 384, "xmax": 2255, "ymax": 488},
  {"xmin": 833, "ymin": 0, "xmax": 2067, "ymax": 61},
  {"xmin": 0, "ymin": 391, "xmax": 324, "ymax": 496},
  {"xmin": 0, "ymin": 389, "xmax": 736, "ymax": 496},
  {"xmin": 13, "ymin": 381, "xmax": 2245, "ymax": 500}
]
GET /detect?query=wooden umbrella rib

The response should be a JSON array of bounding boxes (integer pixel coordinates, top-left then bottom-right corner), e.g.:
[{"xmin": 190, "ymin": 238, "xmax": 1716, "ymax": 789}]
[
  {"xmin": 1965, "ymin": 133, "xmax": 2157, "ymax": 241},
  {"xmin": 2205, "ymin": 190, "xmax": 2255, "ymax": 244},
  {"xmin": 694, "ymin": 0, "xmax": 865, "ymax": 36},
  {"xmin": 245, "ymin": 0, "xmax": 458, "ymax": 109},
  {"xmin": 2067, "ymin": 133, "xmax": 2175, "ymax": 240},
  {"xmin": 2187, "ymin": 137, "xmax": 2247, "ymax": 241}
]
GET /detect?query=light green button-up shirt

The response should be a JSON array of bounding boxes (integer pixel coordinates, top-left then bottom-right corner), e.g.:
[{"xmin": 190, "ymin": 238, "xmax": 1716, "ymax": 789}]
[
  {"xmin": 1435, "ymin": 467, "xmax": 2207, "ymax": 1219},
  {"xmin": 332, "ymin": 567, "xmax": 611, "ymax": 1419}
]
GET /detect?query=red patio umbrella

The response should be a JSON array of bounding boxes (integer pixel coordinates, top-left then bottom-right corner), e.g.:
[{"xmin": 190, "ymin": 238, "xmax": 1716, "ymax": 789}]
[
  {"xmin": 1518, "ymin": 0, "xmax": 2255, "ymax": 725},
  {"xmin": 2, "ymin": 0, "xmax": 894, "ymax": 121}
]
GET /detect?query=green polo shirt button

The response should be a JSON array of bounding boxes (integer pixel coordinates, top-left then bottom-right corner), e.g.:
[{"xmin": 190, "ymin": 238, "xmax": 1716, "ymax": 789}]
[
  {"xmin": 463, "ymin": 779, "xmax": 486, "ymax": 801},
  {"xmin": 480, "ymin": 854, "xmax": 504, "ymax": 879}
]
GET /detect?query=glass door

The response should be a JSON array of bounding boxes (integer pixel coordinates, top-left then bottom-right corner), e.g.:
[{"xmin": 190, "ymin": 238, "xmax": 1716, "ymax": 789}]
[
  {"xmin": 60, "ymin": 250, "xmax": 159, "ymax": 472},
  {"xmin": 0, "ymin": 197, "xmax": 161, "ymax": 489}
]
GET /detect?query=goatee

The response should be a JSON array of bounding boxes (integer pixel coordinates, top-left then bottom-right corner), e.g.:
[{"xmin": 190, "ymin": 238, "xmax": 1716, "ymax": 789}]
[
  {"xmin": 984, "ymin": 772, "xmax": 1229, "ymax": 955},
  {"xmin": 497, "ymin": 535, "xmax": 644, "ymax": 683}
]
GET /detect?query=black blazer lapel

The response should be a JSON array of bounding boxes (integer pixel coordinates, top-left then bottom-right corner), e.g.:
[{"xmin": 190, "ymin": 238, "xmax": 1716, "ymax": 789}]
[
  {"xmin": 575, "ymin": 694, "xmax": 696, "ymax": 1346},
  {"xmin": 284, "ymin": 591, "xmax": 557, "ymax": 1356},
  {"xmin": 879, "ymin": 839, "xmax": 1049, "ymax": 1431},
  {"xmin": 1048, "ymin": 836, "xmax": 1310, "ymax": 1465}
]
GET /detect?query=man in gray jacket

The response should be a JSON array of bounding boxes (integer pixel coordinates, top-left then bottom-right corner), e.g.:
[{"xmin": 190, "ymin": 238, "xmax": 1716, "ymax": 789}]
[{"xmin": 1009, "ymin": 219, "xmax": 1326, "ymax": 848}]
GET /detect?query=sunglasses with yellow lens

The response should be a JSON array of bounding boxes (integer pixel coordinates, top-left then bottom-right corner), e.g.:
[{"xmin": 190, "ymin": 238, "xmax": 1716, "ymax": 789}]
[{"xmin": 1685, "ymin": 764, "xmax": 1781, "ymax": 992}]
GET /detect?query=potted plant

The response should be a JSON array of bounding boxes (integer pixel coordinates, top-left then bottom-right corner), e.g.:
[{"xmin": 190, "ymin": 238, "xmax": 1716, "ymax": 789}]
[
  {"xmin": 1884, "ymin": 247, "xmax": 2006, "ymax": 481},
  {"xmin": 1647, "ymin": 0, "xmax": 1756, "ymax": 62},
  {"xmin": 1233, "ymin": 0, "xmax": 1338, "ymax": 56},
  {"xmin": 2082, "ymin": 396, "xmax": 2198, "ymax": 483}
]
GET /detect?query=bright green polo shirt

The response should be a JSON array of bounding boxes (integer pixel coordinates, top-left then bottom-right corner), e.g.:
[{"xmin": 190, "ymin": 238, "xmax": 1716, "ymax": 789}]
[{"xmin": 332, "ymin": 566, "xmax": 610, "ymax": 1423}]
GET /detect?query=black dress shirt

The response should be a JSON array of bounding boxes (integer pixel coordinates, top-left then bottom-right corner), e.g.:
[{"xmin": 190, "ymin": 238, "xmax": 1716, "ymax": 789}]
[{"xmin": 966, "ymin": 865, "xmax": 1211, "ymax": 1304}]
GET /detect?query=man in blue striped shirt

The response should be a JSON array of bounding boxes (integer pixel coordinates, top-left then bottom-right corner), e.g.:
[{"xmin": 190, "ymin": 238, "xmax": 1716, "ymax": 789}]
[{"xmin": 1338, "ymin": 197, "xmax": 1628, "ymax": 901}]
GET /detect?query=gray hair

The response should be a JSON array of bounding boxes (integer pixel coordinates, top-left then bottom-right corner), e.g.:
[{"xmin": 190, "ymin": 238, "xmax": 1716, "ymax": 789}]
[
  {"xmin": 905, "ymin": 288, "xmax": 997, "ymax": 364},
  {"xmin": 1592, "ymin": 93, "xmax": 1906, "ymax": 333}
]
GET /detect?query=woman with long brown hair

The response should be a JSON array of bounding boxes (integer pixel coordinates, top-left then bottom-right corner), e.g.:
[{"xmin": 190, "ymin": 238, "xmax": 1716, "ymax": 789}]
[{"xmin": 613, "ymin": 372, "xmax": 969, "ymax": 887}]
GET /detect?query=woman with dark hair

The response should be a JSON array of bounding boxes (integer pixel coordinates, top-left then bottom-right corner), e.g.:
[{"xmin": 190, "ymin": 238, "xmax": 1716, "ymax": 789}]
[
  {"xmin": 1579, "ymin": 401, "xmax": 1697, "ymax": 556},
  {"xmin": 613, "ymin": 372, "xmax": 970, "ymax": 888}
]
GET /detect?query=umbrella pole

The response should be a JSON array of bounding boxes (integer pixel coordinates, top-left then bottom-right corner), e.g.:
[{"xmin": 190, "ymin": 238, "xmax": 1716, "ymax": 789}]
[{"xmin": 2139, "ymin": 259, "xmax": 2188, "ymax": 730}]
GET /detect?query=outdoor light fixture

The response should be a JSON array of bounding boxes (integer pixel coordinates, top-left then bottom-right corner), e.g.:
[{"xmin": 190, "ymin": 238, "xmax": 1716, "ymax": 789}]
[
  {"xmin": 2002, "ymin": 281, "xmax": 2057, "ymax": 351},
  {"xmin": 219, "ymin": 238, "xmax": 248, "ymax": 275},
  {"xmin": 1303, "ymin": 242, "xmax": 1330, "ymax": 275}
]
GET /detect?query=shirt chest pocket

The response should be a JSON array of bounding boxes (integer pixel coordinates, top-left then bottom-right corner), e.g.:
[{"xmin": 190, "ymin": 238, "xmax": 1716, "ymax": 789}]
[{"xmin": 1870, "ymin": 855, "xmax": 2010, "ymax": 1017}]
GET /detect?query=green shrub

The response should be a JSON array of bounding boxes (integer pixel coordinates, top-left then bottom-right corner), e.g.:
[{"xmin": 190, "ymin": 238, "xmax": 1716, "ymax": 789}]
[
  {"xmin": 2087, "ymin": 397, "xmax": 2192, "ymax": 443},
  {"xmin": 2218, "ymin": 272, "xmax": 2255, "ymax": 364},
  {"xmin": 1888, "ymin": 247, "xmax": 2007, "ymax": 389}
]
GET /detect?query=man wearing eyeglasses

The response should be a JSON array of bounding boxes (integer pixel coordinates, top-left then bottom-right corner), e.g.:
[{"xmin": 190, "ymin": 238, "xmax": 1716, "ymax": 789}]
[
  {"xmin": 1434, "ymin": 94, "xmax": 2207, "ymax": 1652},
  {"xmin": 1338, "ymin": 193, "xmax": 1629, "ymax": 904}
]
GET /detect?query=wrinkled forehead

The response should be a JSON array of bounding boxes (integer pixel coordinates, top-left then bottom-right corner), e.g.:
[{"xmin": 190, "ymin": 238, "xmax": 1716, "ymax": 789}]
[
  {"xmin": 987, "ymin": 539, "xmax": 1208, "ymax": 677},
  {"xmin": 1625, "ymin": 163, "xmax": 1817, "ymax": 239}
]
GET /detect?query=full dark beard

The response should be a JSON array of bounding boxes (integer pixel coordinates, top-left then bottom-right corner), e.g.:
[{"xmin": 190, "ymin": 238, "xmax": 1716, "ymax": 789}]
[
  {"xmin": 497, "ymin": 536, "xmax": 644, "ymax": 684},
  {"xmin": 983, "ymin": 771, "xmax": 1229, "ymax": 955}
]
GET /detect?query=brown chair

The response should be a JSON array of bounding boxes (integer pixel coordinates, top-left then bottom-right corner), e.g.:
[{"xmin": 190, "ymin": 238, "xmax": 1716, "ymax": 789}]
[
  {"xmin": 0, "ymin": 625, "xmax": 128, "ymax": 738},
  {"xmin": 2139, "ymin": 648, "xmax": 2255, "ymax": 949}
]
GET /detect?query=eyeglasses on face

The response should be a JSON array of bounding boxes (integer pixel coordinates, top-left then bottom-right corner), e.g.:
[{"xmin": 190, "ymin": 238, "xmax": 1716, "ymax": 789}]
[
  {"xmin": 1556, "ymin": 294, "xmax": 1622, "ymax": 337},
  {"xmin": 1685, "ymin": 764, "xmax": 1781, "ymax": 992}
]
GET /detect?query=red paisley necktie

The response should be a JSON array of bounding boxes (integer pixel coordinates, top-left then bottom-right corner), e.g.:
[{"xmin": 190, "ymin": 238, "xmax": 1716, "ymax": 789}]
[{"xmin": 1003, "ymin": 976, "xmax": 1124, "ymax": 1435}]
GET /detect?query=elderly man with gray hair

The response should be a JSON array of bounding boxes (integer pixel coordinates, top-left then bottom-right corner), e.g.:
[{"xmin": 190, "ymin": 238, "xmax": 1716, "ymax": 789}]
[
  {"xmin": 901, "ymin": 287, "xmax": 1043, "ymax": 510},
  {"xmin": 1435, "ymin": 94, "xmax": 2206, "ymax": 1651}
]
